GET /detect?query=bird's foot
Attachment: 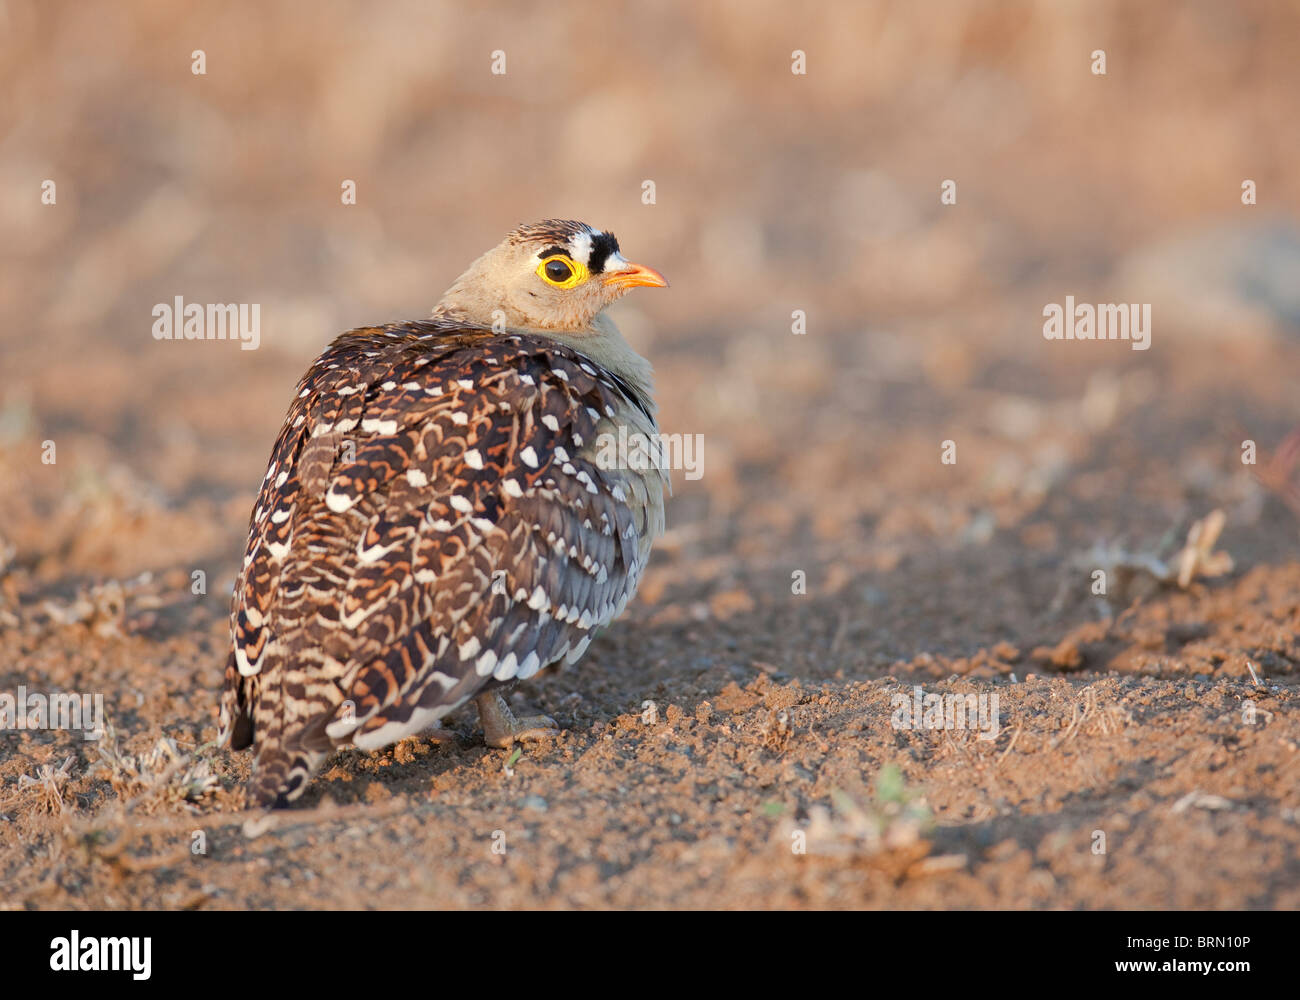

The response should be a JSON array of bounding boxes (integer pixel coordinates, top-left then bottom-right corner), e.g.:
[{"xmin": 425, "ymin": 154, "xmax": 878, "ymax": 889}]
[{"xmin": 475, "ymin": 691, "xmax": 559, "ymax": 748}]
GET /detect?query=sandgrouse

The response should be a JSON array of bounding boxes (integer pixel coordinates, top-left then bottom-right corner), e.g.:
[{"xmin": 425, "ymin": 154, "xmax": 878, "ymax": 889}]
[{"xmin": 218, "ymin": 220, "xmax": 669, "ymax": 807}]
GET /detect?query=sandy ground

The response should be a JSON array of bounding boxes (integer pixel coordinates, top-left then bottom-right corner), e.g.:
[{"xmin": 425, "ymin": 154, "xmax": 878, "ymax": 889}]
[{"xmin": 2, "ymin": 1, "xmax": 1300, "ymax": 908}]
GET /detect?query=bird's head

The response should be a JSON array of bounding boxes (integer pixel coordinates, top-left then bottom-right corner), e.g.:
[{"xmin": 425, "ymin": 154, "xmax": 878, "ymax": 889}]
[{"xmin": 435, "ymin": 219, "xmax": 668, "ymax": 333}]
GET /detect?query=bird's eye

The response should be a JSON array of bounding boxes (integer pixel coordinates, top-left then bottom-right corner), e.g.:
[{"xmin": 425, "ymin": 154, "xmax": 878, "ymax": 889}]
[{"xmin": 536, "ymin": 254, "xmax": 586, "ymax": 289}]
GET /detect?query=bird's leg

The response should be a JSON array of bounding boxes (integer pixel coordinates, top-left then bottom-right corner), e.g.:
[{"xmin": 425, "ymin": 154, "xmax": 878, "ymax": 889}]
[{"xmin": 475, "ymin": 690, "xmax": 558, "ymax": 748}]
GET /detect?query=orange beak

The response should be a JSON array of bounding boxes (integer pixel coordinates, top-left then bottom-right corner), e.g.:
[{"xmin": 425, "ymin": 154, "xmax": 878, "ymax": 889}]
[{"xmin": 602, "ymin": 262, "xmax": 669, "ymax": 291}]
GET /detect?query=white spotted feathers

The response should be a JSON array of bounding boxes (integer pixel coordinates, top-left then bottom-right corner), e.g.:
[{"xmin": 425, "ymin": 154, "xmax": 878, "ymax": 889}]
[{"xmin": 218, "ymin": 221, "xmax": 669, "ymax": 807}]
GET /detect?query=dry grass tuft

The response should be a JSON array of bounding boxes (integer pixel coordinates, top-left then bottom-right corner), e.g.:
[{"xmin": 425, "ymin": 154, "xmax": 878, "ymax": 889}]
[
  {"xmin": 5, "ymin": 755, "xmax": 76, "ymax": 816},
  {"xmin": 94, "ymin": 724, "xmax": 219, "ymax": 814}
]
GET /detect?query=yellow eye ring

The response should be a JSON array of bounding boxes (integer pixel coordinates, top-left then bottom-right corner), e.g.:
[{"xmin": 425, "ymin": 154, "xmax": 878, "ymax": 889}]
[{"xmin": 537, "ymin": 254, "xmax": 588, "ymax": 289}]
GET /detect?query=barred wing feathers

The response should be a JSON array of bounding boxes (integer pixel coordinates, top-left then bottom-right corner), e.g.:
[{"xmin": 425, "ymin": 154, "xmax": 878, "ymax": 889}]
[{"xmin": 218, "ymin": 320, "xmax": 665, "ymax": 805}]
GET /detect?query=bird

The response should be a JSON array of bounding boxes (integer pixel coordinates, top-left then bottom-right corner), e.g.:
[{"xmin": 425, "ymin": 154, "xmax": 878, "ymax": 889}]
[{"xmin": 217, "ymin": 220, "xmax": 669, "ymax": 807}]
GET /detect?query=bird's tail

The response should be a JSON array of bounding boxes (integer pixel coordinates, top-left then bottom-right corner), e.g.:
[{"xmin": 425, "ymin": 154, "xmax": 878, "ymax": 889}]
[{"xmin": 248, "ymin": 740, "xmax": 326, "ymax": 808}]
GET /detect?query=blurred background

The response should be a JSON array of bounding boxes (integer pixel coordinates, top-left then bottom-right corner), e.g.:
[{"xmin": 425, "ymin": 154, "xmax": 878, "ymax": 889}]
[
  {"xmin": 2, "ymin": 0, "xmax": 1300, "ymax": 668},
  {"xmin": 6, "ymin": 0, "xmax": 1300, "ymax": 912}
]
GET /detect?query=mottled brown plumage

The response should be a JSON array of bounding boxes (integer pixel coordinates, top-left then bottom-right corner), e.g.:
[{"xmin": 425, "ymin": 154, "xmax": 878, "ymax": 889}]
[{"xmin": 218, "ymin": 221, "xmax": 668, "ymax": 806}]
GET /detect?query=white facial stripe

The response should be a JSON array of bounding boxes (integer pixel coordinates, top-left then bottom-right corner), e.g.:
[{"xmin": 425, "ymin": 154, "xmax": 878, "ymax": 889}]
[
  {"xmin": 602, "ymin": 250, "xmax": 629, "ymax": 273},
  {"xmin": 569, "ymin": 230, "xmax": 594, "ymax": 266}
]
